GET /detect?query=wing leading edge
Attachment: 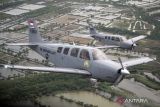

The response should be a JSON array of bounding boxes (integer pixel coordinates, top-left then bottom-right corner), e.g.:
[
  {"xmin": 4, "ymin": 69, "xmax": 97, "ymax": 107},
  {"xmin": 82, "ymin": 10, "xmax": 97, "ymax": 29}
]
[
  {"xmin": 0, "ymin": 64, "xmax": 91, "ymax": 75},
  {"xmin": 122, "ymin": 57, "xmax": 156, "ymax": 67},
  {"xmin": 128, "ymin": 35, "xmax": 146, "ymax": 43}
]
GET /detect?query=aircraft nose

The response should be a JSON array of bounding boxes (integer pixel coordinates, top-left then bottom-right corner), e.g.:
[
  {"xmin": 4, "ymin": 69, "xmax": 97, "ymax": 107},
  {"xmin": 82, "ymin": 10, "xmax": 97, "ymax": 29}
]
[
  {"xmin": 130, "ymin": 42, "xmax": 137, "ymax": 49},
  {"xmin": 114, "ymin": 68, "xmax": 130, "ymax": 84},
  {"xmin": 125, "ymin": 40, "xmax": 137, "ymax": 49},
  {"xmin": 119, "ymin": 68, "xmax": 130, "ymax": 75},
  {"xmin": 132, "ymin": 43, "xmax": 137, "ymax": 47}
]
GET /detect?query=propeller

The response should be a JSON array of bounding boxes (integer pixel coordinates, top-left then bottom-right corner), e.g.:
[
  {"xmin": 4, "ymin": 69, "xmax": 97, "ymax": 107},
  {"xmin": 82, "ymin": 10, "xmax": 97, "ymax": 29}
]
[
  {"xmin": 114, "ymin": 57, "xmax": 130, "ymax": 85},
  {"xmin": 131, "ymin": 39, "xmax": 137, "ymax": 50},
  {"xmin": 118, "ymin": 57, "xmax": 130, "ymax": 75}
]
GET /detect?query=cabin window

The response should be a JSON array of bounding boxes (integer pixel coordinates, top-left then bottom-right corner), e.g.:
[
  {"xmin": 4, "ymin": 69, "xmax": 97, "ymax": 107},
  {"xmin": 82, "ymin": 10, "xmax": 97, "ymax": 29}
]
[
  {"xmin": 111, "ymin": 37, "xmax": 115, "ymax": 41},
  {"xmin": 57, "ymin": 47, "xmax": 63, "ymax": 53},
  {"xmin": 70, "ymin": 48, "xmax": 79, "ymax": 57},
  {"xmin": 80, "ymin": 49, "xmax": 90, "ymax": 60},
  {"xmin": 115, "ymin": 37, "xmax": 120, "ymax": 41},
  {"xmin": 108, "ymin": 36, "xmax": 110, "ymax": 40},
  {"xmin": 63, "ymin": 47, "xmax": 70, "ymax": 55},
  {"xmin": 105, "ymin": 36, "xmax": 107, "ymax": 39}
]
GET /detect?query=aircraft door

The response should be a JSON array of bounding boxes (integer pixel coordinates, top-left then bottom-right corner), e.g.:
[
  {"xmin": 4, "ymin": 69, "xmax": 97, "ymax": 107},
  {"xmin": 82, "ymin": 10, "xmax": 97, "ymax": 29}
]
[
  {"xmin": 68, "ymin": 48, "xmax": 81, "ymax": 68},
  {"xmin": 78, "ymin": 49, "xmax": 91, "ymax": 70},
  {"xmin": 61, "ymin": 47, "xmax": 70, "ymax": 67},
  {"xmin": 54, "ymin": 47, "xmax": 63, "ymax": 66}
]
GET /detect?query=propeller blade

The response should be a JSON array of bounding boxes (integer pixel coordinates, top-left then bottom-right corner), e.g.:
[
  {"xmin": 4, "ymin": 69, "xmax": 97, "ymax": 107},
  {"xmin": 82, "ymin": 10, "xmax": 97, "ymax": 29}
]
[
  {"xmin": 118, "ymin": 57, "xmax": 124, "ymax": 69},
  {"xmin": 118, "ymin": 57, "xmax": 130, "ymax": 75},
  {"xmin": 131, "ymin": 39, "xmax": 137, "ymax": 49}
]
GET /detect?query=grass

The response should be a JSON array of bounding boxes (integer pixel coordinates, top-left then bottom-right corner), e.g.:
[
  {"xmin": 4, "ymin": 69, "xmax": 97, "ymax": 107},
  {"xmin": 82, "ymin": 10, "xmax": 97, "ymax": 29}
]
[
  {"xmin": 98, "ymin": 82, "xmax": 135, "ymax": 98},
  {"xmin": 128, "ymin": 74, "xmax": 160, "ymax": 90},
  {"xmin": 0, "ymin": 12, "xmax": 11, "ymax": 20},
  {"xmin": 0, "ymin": 73, "xmax": 92, "ymax": 104}
]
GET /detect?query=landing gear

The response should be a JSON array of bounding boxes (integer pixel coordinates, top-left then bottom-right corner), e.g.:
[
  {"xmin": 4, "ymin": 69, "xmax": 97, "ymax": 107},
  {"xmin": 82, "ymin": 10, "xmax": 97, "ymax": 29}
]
[{"xmin": 89, "ymin": 78, "xmax": 98, "ymax": 88}]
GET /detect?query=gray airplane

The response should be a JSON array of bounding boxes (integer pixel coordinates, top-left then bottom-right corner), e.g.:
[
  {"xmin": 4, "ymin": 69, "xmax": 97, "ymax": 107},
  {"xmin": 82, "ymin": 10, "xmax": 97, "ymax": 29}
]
[
  {"xmin": 89, "ymin": 25, "xmax": 146, "ymax": 49},
  {"xmin": 0, "ymin": 20, "xmax": 155, "ymax": 84}
]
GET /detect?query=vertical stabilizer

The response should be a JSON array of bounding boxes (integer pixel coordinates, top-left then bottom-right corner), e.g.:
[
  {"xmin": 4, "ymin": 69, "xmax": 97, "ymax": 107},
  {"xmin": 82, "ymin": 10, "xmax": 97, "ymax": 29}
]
[
  {"xmin": 28, "ymin": 19, "xmax": 43, "ymax": 43},
  {"xmin": 89, "ymin": 24, "xmax": 97, "ymax": 36}
]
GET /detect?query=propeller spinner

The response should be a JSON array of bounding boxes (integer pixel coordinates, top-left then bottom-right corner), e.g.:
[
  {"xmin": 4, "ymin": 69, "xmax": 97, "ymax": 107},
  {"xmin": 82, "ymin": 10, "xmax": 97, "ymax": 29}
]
[{"xmin": 118, "ymin": 57, "xmax": 130, "ymax": 75}]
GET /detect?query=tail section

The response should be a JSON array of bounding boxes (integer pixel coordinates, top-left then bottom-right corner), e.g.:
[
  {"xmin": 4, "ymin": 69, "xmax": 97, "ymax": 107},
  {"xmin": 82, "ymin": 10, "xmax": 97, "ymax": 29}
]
[
  {"xmin": 89, "ymin": 24, "xmax": 97, "ymax": 36},
  {"xmin": 28, "ymin": 19, "xmax": 43, "ymax": 43}
]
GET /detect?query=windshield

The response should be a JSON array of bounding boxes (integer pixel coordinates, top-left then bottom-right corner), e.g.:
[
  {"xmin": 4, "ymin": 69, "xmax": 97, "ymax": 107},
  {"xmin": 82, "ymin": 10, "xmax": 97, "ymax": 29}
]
[
  {"xmin": 92, "ymin": 49, "xmax": 108, "ymax": 60},
  {"xmin": 120, "ymin": 37, "xmax": 127, "ymax": 41}
]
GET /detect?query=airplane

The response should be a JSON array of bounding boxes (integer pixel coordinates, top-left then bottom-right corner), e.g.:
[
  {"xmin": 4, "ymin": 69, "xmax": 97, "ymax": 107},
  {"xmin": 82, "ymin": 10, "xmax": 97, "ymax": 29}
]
[
  {"xmin": 88, "ymin": 24, "xmax": 146, "ymax": 50},
  {"xmin": 0, "ymin": 19, "xmax": 155, "ymax": 84}
]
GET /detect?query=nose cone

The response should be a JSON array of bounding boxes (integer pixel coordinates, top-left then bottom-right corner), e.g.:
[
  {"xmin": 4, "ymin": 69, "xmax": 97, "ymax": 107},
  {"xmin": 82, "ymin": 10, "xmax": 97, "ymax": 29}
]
[
  {"xmin": 132, "ymin": 43, "xmax": 137, "ymax": 47},
  {"xmin": 121, "ymin": 40, "xmax": 136, "ymax": 49},
  {"xmin": 120, "ymin": 68, "xmax": 130, "ymax": 75}
]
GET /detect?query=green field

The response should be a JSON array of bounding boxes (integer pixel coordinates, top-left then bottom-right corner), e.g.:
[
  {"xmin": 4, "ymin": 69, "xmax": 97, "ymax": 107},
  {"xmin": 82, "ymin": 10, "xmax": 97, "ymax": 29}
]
[
  {"xmin": 0, "ymin": 73, "xmax": 92, "ymax": 104},
  {"xmin": 0, "ymin": 12, "xmax": 11, "ymax": 20}
]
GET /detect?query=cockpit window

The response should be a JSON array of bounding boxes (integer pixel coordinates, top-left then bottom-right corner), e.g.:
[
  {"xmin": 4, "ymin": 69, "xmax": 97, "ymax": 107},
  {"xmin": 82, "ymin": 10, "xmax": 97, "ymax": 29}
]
[
  {"xmin": 115, "ymin": 37, "xmax": 120, "ymax": 41},
  {"xmin": 119, "ymin": 37, "xmax": 122, "ymax": 41},
  {"xmin": 92, "ymin": 49, "xmax": 108, "ymax": 60},
  {"xmin": 57, "ymin": 47, "xmax": 63, "ymax": 53},
  {"xmin": 120, "ymin": 37, "xmax": 126, "ymax": 41},
  {"xmin": 80, "ymin": 49, "xmax": 90, "ymax": 60},
  {"xmin": 70, "ymin": 48, "xmax": 79, "ymax": 57}
]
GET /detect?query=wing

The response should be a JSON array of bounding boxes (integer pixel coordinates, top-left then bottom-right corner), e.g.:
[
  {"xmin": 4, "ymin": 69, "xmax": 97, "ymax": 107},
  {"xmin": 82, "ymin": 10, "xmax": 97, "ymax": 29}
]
[
  {"xmin": 123, "ymin": 57, "xmax": 156, "ymax": 67},
  {"xmin": 4, "ymin": 43, "xmax": 38, "ymax": 46},
  {"xmin": 128, "ymin": 35, "xmax": 146, "ymax": 43},
  {"xmin": 96, "ymin": 45, "xmax": 120, "ymax": 49},
  {"xmin": 4, "ymin": 43, "xmax": 120, "ymax": 49},
  {"xmin": 4, "ymin": 43, "xmax": 60, "ymax": 46},
  {"xmin": 0, "ymin": 64, "xmax": 91, "ymax": 75}
]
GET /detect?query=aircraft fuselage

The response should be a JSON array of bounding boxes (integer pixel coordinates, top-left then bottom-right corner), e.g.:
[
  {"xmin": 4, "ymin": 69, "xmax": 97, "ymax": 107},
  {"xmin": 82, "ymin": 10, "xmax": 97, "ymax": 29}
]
[
  {"xmin": 31, "ymin": 44, "xmax": 122, "ymax": 83},
  {"xmin": 91, "ymin": 34, "xmax": 134, "ymax": 49}
]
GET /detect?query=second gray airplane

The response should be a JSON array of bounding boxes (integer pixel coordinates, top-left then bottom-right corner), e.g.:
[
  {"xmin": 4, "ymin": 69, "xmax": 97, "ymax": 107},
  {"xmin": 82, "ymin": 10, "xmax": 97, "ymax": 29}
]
[{"xmin": 89, "ymin": 25, "xmax": 146, "ymax": 50}]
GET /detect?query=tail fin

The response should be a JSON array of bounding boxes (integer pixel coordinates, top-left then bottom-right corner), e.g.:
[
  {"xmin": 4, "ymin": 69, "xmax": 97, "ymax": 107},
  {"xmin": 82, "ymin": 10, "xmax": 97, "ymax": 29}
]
[
  {"xmin": 89, "ymin": 24, "xmax": 97, "ymax": 35},
  {"xmin": 28, "ymin": 19, "xmax": 43, "ymax": 43}
]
